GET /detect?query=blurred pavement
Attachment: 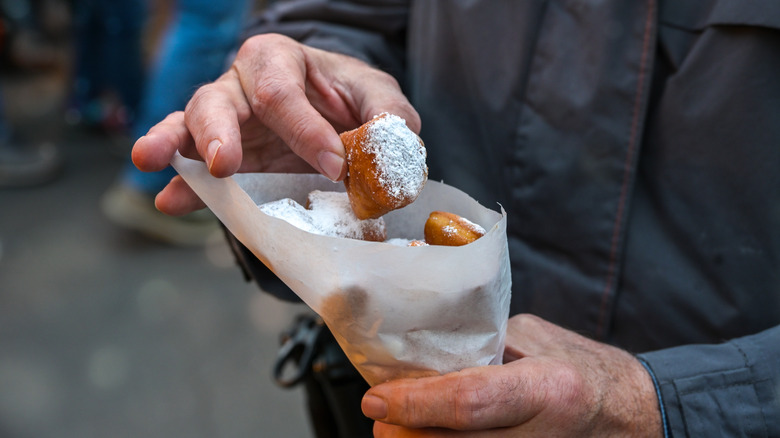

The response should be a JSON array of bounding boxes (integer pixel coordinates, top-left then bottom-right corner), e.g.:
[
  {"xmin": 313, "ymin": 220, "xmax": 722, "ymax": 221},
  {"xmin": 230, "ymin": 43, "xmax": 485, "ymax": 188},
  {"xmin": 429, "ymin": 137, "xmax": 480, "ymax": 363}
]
[{"xmin": 0, "ymin": 63, "xmax": 314, "ymax": 437}]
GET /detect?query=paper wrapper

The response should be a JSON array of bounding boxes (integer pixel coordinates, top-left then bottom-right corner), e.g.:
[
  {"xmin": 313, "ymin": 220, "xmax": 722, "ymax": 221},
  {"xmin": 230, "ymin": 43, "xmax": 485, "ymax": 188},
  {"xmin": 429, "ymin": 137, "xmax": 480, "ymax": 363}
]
[{"xmin": 171, "ymin": 153, "xmax": 512, "ymax": 386}]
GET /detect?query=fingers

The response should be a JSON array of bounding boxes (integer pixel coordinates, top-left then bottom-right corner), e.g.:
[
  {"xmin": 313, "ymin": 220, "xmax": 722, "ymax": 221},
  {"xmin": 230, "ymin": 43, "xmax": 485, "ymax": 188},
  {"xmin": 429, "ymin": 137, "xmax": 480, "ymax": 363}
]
[
  {"xmin": 372, "ymin": 423, "xmax": 461, "ymax": 438},
  {"xmin": 184, "ymin": 69, "xmax": 247, "ymax": 178},
  {"xmin": 135, "ymin": 33, "xmax": 421, "ymax": 186},
  {"xmin": 363, "ymin": 365, "xmax": 541, "ymax": 431},
  {"xmin": 155, "ymin": 175, "xmax": 207, "ymax": 216},
  {"xmin": 372, "ymin": 422, "xmax": 521, "ymax": 438},
  {"xmin": 366, "ymin": 317, "xmax": 658, "ymax": 437},
  {"xmin": 345, "ymin": 66, "xmax": 421, "ymax": 134},
  {"xmin": 131, "ymin": 112, "xmax": 195, "ymax": 172},
  {"xmin": 504, "ymin": 313, "xmax": 582, "ymax": 362},
  {"xmin": 235, "ymin": 34, "xmax": 347, "ymax": 181},
  {"xmin": 304, "ymin": 47, "xmax": 421, "ymax": 133}
]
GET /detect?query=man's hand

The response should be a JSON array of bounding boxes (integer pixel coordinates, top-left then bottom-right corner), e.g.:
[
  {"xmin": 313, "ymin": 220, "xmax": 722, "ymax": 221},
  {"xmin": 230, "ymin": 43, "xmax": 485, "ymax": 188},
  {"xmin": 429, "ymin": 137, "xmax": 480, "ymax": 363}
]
[
  {"xmin": 362, "ymin": 314, "xmax": 663, "ymax": 437},
  {"xmin": 131, "ymin": 33, "xmax": 419, "ymax": 215}
]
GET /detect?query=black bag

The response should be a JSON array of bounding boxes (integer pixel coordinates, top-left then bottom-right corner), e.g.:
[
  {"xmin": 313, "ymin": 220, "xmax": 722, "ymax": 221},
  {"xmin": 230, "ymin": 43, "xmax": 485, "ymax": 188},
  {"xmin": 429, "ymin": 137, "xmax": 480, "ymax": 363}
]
[
  {"xmin": 274, "ymin": 314, "xmax": 373, "ymax": 438},
  {"xmin": 224, "ymin": 228, "xmax": 373, "ymax": 437}
]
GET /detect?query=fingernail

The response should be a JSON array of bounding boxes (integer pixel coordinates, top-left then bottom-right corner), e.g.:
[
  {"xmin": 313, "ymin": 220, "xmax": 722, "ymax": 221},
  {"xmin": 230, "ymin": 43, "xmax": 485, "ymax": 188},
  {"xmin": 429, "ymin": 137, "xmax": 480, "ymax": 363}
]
[
  {"xmin": 361, "ymin": 395, "xmax": 387, "ymax": 420},
  {"xmin": 207, "ymin": 139, "xmax": 222, "ymax": 172},
  {"xmin": 318, "ymin": 151, "xmax": 345, "ymax": 181}
]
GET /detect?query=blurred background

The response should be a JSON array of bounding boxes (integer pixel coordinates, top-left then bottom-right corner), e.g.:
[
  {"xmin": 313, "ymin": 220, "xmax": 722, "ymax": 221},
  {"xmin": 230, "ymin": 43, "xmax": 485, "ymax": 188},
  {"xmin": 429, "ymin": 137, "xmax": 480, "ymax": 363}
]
[{"xmin": 0, "ymin": 0, "xmax": 315, "ymax": 436}]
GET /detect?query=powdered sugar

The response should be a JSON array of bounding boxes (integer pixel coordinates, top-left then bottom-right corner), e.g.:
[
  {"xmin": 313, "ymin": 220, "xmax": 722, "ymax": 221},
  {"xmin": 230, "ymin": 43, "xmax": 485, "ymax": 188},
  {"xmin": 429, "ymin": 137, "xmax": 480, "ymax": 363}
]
[
  {"xmin": 458, "ymin": 217, "xmax": 486, "ymax": 235},
  {"xmin": 259, "ymin": 198, "xmax": 319, "ymax": 234},
  {"xmin": 443, "ymin": 218, "xmax": 485, "ymax": 237},
  {"xmin": 259, "ymin": 191, "xmax": 386, "ymax": 241},
  {"xmin": 362, "ymin": 113, "xmax": 427, "ymax": 202},
  {"xmin": 442, "ymin": 225, "xmax": 458, "ymax": 236}
]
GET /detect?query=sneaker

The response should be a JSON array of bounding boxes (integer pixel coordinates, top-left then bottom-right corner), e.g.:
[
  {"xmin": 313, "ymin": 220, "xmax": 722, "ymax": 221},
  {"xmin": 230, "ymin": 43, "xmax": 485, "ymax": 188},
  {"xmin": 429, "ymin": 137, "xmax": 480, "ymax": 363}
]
[
  {"xmin": 101, "ymin": 183, "xmax": 220, "ymax": 247},
  {"xmin": 0, "ymin": 141, "xmax": 62, "ymax": 188}
]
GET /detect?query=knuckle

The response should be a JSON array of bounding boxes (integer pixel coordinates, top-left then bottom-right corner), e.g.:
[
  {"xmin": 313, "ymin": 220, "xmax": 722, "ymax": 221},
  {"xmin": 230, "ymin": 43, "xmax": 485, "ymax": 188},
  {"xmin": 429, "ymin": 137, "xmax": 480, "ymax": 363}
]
[
  {"xmin": 517, "ymin": 313, "xmax": 550, "ymax": 332},
  {"xmin": 182, "ymin": 85, "xmax": 233, "ymax": 147},
  {"xmin": 285, "ymin": 116, "xmax": 315, "ymax": 152},
  {"xmin": 550, "ymin": 361, "xmax": 589, "ymax": 408},
  {"xmin": 251, "ymin": 77, "xmax": 290, "ymax": 119},
  {"xmin": 238, "ymin": 33, "xmax": 290, "ymax": 60},
  {"xmin": 185, "ymin": 82, "xmax": 222, "ymax": 114},
  {"xmin": 368, "ymin": 67, "xmax": 398, "ymax": 84},
  {"xmin": 160, "ymin": 110, "xmax": 185, "ymax": 125},
  {"xmin": 238, "ymin": 34, "xmax": 263, "ymax": 55},
  {"xmin": 450, "ymin": 375, "xmax": 492, "ymax": 429}
]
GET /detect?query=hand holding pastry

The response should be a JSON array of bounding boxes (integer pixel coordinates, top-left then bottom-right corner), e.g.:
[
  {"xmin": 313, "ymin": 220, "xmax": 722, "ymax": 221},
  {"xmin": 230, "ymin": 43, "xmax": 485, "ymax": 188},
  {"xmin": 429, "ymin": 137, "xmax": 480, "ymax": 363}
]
[{"xmin": 131, "ymin": 33, "xmax": 419, "ymax": 216}]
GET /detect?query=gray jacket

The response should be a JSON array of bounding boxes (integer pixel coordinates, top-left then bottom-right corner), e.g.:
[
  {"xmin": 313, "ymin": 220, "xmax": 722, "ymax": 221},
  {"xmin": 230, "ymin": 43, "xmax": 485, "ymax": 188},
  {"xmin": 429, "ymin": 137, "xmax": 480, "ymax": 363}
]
[{"xmin": 242, "ymin": 0, "xmax": 780, "ymax": 435}]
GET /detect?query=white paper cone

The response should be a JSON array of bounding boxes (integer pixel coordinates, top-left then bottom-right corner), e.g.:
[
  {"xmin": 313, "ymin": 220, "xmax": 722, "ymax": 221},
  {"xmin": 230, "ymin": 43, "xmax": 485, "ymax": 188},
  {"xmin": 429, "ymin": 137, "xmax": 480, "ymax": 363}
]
[{"xmin": 172, "ymin": 153, "xmax": 512, "ymax": 385}]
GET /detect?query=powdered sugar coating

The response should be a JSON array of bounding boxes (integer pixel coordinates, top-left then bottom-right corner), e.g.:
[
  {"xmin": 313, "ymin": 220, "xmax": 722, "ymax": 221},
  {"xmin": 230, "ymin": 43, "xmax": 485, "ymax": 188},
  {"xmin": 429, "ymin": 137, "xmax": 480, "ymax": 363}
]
[
  {"xmin": 441, "ymin": 218, "xmax": 486, "ymax": 239},
  {"xmin": 442, "ymin": 225, "xmax": 458, "ymax": 236},
  {"xmin": 259, "ymin": 198, "xmax": 318, "ymax": 234},
  {"xmin": 361, "ymin": 113, "xmax": 427, "ymax": 202},
  {"xmin": 259, "ymin": 191, "xmax": 386, "ymax": 241},
  {"xmin": 450, "ymin": 217, "xmax": 485, "ymax": 235}
]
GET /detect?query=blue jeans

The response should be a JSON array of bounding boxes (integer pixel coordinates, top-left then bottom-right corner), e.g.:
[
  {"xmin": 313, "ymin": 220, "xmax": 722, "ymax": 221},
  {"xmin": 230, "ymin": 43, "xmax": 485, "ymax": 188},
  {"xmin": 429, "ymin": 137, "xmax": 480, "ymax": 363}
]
[
  {"xmin": 71, "ymin": 0, "xmax": 146, "ymax": 118},
  {"xmin": 123, "ymin": 0, "xmax": 251, "ymax": 194}
]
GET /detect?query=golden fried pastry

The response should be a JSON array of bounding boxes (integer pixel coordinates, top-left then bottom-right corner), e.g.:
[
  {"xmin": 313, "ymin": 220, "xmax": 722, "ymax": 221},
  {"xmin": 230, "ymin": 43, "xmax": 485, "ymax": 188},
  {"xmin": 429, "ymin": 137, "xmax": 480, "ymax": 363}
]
[
  {"xmin": 259, "ymin": 191, "xmax": 386, "ymax": 242},
  {"xmin": 340, "ymin": 113, "xmax": 428, "ymax": 220},
  {"xmin": 424, "ymin": 211, "xmax": 486, "ymax": 246}
]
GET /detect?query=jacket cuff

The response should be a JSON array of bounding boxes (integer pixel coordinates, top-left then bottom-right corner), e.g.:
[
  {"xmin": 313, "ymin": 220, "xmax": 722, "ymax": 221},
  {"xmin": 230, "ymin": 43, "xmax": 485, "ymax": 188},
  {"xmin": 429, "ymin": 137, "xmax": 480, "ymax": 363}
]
[
  {"xmin": 637, "ymin": 326, "xmax": 780, "ymax": 437},
  {"xmin": 637, "ymin": 357, "xmax": 671, "ymax": 438}
]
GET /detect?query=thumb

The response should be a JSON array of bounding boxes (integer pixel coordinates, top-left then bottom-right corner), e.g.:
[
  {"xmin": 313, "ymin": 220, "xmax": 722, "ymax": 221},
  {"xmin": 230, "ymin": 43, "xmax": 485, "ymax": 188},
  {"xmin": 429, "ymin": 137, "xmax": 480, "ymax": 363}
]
[
  {"xmin": 346, "ymin": 69, "xmax": 421, "ymax": 134},
  {"xmin": 305, "ymin": 45, "xmax": 421, "ymax": 134},
  {"xmin": 362, "ymin": 364, "xmax": 545, "ymax": 431}
]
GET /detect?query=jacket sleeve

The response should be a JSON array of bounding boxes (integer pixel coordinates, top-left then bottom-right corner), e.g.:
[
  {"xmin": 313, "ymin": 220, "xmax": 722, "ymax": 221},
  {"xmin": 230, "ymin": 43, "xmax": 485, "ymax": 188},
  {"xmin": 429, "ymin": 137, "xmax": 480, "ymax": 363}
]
[
  {"xmin": 242, "ymin": 0, "xmax": 411, "ymax": 82},
  {"xmin": 637, "ymin": 325, "xmax": 780, "ymax": 437}
]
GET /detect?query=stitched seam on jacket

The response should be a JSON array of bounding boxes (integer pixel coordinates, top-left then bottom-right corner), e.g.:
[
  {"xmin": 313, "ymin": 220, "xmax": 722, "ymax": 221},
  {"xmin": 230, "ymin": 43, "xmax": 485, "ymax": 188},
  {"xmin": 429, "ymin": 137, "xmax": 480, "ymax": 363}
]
[
  {"xmin": 670, "ymin": 379, "xmax": 693, "ymax": 435},
  {"xmin": 731, "ymin": 341, "xmax": 770, "ymax": 437},
  {"xmin": 596, "ymin": 0, "xmax": 656, "ymax": 338},
  {"xmin": 678, "ymin": 380, "xmax": 765, "ymax": 396},
  {"xmin": 677, "ymin": 379, "xmax": 771, "ymax": 437},
  {"xmin": 732, "ymin": 340, "xmax": 751, "ymax": 368}
]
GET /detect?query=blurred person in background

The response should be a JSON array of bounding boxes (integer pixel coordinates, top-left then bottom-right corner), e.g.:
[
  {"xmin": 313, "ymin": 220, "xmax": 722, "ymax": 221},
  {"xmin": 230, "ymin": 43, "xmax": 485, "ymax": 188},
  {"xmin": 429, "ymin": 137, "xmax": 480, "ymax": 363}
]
[
  {"xmin": 67, "ymin": 0, "xmax": 146, "ymax": 138},
  {"xmin": 0, "ymin": 0, "xmax": 66, "ymax": 187},
  {"xmin": 0, "ymin": 88, "xmax": 62, "ymax": 187},
  {"xmin": 101, "ymin": 0, "xmax": 252, "ymax": 246}
]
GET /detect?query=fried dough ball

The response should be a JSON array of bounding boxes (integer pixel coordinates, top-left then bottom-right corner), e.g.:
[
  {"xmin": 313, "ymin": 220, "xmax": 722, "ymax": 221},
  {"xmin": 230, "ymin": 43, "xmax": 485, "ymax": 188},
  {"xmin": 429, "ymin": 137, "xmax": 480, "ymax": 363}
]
[
  {"xmin": 424, "ymin": 211, "xmax": 486, "ymax": 246},
  {"xmin": 340, "ymin": 113, "xmax": 428, "ymax": 220}
]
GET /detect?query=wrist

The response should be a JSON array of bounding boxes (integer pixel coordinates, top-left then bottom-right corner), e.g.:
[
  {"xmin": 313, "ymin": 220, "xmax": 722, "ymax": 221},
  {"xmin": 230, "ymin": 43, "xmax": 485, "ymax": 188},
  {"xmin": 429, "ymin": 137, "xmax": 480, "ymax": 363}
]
[{"xmin": 596, "ymin": 348, "xmax": 664, "ymax": 437}]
